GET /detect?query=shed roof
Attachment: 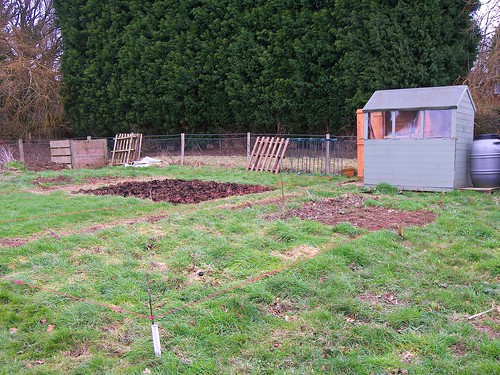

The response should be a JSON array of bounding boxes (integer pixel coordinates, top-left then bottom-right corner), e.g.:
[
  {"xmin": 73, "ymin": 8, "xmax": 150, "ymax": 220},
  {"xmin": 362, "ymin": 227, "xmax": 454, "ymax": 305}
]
[{"xmin": 363, "ymin": 85, "xmax": 476, "ymax": 112}]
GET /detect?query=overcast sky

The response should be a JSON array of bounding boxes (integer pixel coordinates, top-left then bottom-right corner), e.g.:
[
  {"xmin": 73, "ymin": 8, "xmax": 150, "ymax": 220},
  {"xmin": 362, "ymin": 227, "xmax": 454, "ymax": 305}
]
[{"xmin": 478, "ymin": 0, "xmax": 499, "ymax": 34}]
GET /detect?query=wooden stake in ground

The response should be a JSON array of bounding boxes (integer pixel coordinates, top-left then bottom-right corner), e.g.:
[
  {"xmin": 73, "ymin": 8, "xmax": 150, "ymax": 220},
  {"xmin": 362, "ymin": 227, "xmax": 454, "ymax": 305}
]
[
  {"xmin": 397, "ymin": 225, "xmax": 404, "ymax": 238},
  {"xmin": 280, "ymin": 171, "xmax": 284, "ymax": 201},
  {"xmin": 467, "ymin": 306, "xmax": 497, "ymax": 320},
  {"xmin": 146, "ymin": 274, "xmax": 162, "ymax": 357}
]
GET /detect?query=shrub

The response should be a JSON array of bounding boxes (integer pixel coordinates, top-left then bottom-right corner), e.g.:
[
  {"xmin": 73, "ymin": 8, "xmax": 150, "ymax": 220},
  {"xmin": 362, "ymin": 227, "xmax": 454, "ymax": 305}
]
[{"xmin": 0, "ymin": 143, "xmax": 14, "ymax": 167}]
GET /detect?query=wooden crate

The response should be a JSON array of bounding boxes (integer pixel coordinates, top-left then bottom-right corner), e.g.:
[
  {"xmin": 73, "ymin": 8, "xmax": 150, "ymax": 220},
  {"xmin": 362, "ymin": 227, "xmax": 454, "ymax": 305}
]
[
  {"xmin": 50, "ymin": 138, "xmax": 108, "ymax": 169},
  {"xmin": 50, "ymin": 140, "xmax": 72, "ymax": 168},
  {"xmin": 71, "ymin": 139, "xmax": 108, "ymax": 169}
]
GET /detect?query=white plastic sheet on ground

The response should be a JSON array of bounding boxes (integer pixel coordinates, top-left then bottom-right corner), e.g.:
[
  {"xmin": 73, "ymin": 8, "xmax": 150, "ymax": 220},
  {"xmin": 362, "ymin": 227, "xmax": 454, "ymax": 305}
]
[{"xmin": 126, "ymin": 157, "xmax": 166, "ymax": 167}]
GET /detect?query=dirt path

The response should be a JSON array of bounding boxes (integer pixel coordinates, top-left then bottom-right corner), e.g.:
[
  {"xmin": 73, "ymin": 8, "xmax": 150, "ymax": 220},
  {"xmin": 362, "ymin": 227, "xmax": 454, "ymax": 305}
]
[{"xmin": 0, "ymin": 213, "xmax": 170, "ymax": 248}]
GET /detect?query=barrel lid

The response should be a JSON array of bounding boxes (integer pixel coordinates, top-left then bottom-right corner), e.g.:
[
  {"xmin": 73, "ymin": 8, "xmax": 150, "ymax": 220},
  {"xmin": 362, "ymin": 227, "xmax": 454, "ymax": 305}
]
[{"xmin": 474, "ymin": 134, "xmax": 500, "ymax": 140}]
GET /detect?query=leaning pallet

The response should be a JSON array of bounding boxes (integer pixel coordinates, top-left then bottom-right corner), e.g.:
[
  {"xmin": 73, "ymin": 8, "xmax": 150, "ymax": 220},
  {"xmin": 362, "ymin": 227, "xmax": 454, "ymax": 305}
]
[
  {"xmin": 246, "ymin": 136, "xmax": 289, "ymax": 174},
  {"xmin": 110, "ymin": 133, "xmax": 143, "ymax": 165}
]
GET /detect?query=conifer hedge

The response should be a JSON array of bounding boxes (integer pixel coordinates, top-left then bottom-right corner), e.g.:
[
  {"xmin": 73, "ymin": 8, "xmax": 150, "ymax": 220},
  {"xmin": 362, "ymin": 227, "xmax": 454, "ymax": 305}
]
[{"xmin": 54, "ymin": 0, "xmax": 480, "ymax": 136}]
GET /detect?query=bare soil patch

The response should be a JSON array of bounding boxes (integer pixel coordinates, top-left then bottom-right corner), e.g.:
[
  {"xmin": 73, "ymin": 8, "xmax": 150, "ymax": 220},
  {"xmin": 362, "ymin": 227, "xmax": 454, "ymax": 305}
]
[
  {"xmin": 450, "ymin": 342, "xmax": 467, "ymax": 357},
  {"xmin": 0, "ymin": 238, "xmax": 30, "ymax": 247},
  {"xmin": 268, "ymin": 297, "xmax": 302, "ymax": 320},
  {"xmin": 76, "ymin": 179, "xmax": 273, "ymax": 204},
  {"xmin": 28, "ymin": 176, "xmax": 162, "ymax": 194},
  {"xmin": 25, "ymin": 161, "xmax": 66, "ymax": 171},
  {"xmin": 33, "ymin": 176, "xmax": 72, "ymax": 187},
  {"xmin": 469, "ymin": 315, "xmax": 500, "ymax": 339},
  {"xmin": 273, "ymin": 194, "xmax": 436, "ymax": 231}
]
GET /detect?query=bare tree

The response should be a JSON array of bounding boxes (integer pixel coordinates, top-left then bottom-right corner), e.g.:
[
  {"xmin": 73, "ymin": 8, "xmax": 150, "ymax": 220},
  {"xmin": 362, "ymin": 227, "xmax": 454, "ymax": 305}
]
[
  {"xmin": 464, "ymin": 0, "xmax": 500, "ymax": 134},
  {"xmin": 0, "ymin": 0, "xmax": 66, "ymax": 140}
]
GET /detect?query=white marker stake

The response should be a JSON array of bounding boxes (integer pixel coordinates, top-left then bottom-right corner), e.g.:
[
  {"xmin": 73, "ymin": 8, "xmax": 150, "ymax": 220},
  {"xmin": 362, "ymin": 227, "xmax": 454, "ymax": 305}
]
[
  {"xmin": 151, "ymin": 323, "xmax": 161, "ymax": 357},
  {"xmin": 146, "ymin": 274, "xmax": 161, "ymax": 358}
]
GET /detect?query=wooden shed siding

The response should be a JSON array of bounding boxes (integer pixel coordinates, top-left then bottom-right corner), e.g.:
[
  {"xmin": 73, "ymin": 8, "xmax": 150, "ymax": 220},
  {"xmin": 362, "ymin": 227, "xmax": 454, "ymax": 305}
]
[
  {"xmin": 458, "ymin": 92, "xmax": 475, "ymax": 112},
  {"xmin": 364, "ymin": 140, "xmax": 456, "ymax": 190},
  {"xmin": 454, "ymin": 93, "xmax": 474, "ymax": 187},
  {"xmin": 454, "ymin": 137, "xmax": 473, "ymax": 188}
]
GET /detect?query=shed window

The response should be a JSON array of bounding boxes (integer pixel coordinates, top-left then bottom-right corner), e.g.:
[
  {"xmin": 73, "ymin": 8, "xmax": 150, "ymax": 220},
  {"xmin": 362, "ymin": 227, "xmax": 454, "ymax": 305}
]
[
  {"xmin": 395, "ymin": 111, "xmax": 421, "ymax": 139},
  {"xmin": 367, "ymin": 112, "xmax": 391, "ymax": 139},
  {"xmin": 423, "ymin": 110, "xmax": 451, "ymax": 138},
  {"xmin": 368, "ymin": 109, "xmax": 452, "ymax": 139}
]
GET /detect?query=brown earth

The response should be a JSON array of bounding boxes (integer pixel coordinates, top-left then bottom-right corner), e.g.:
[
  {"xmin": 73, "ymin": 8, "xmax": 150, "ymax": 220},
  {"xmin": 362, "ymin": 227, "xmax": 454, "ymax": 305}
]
[
  {"xmin": 25, "ymin": 161, "xmax": 66, "ymax": 171},
  {"xmin": 2, "ymin": 182, "xmax": 436, "ymax": 249},
  {"xmin": 76, "ymin": 178, "xmax": 274, "ymax": 204},
  {"xmin": 33, "ymin": 176, "xmax": 72, "ymax": 186},
  {"xmin": 272, "ymin": 193, "xmax": 436, "ymax": 231}
]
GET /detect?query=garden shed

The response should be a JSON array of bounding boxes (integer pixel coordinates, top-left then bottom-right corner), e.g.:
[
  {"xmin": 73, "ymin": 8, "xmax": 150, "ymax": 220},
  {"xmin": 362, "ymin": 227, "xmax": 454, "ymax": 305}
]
[{"xmin": 361, "ymin": 85, "xmax": 476, "ymax": 191}]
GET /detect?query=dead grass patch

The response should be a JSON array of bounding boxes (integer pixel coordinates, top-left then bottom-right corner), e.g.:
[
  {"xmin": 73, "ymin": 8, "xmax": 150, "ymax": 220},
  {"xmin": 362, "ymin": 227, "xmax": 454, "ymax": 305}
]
[
  {"xmin": 271, "ymin": 245, "xmax": 319, "ymax": 261},
  {"xmin": 357, "ymin": 292, "xmax": 408, "ymax": 306}
]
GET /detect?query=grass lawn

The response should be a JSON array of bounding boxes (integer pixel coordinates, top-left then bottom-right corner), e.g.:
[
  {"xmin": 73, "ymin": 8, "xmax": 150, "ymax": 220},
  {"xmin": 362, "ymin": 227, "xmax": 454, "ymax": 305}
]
[{"xmin": 0, "ymin": 163, "xmax": 498, "ymax": 374}]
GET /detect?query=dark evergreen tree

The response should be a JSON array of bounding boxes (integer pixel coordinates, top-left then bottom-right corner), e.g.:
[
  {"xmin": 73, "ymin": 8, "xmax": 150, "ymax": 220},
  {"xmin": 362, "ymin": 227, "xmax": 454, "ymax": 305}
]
[{"xmin": 54, "ymin": 0, "xmax": 480, "ymax": 136}]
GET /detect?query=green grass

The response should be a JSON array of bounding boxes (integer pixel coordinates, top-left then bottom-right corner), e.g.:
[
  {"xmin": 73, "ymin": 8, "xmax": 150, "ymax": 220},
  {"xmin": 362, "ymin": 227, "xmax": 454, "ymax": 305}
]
[{"xmin": 0, "ymin": 164, "xmax": 499, "ymax": 374}]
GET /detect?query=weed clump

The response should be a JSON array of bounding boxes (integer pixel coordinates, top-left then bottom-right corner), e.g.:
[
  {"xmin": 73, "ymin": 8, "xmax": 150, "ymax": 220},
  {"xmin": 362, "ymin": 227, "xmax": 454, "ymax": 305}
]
[{"xmin": 374, "ymin": 182, "xmax": 400, "ymax": 194}]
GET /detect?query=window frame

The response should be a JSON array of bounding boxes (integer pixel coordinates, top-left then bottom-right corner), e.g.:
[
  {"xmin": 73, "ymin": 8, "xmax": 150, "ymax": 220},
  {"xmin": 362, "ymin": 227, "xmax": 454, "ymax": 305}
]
[{"xmin": 366, "ymin": 109, "xmax": 453, "ymax": 140}]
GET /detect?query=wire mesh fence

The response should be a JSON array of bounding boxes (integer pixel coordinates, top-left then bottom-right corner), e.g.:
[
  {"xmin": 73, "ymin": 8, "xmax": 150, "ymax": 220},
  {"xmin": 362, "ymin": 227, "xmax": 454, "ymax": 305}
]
[
  {"xmin": 142, "ymin": 134, "xmax": 249, "ymax": 157},
  {"xmin": 1, "ymin": 133, "xmax": 357, "ymax": 174},
  {"xmin": 287, "ymin": 137, "xmax": 349, "ymax": 175},
  {"xmin": 1, "ymin": 139, "xmax": 51, "ymax": 166}
]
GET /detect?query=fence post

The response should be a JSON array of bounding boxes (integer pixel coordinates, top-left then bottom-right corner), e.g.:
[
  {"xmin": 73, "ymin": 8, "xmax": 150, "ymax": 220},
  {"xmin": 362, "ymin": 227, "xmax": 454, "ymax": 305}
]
[
  {"xmin": 180, "ymin": 133, "xmax": 185, "ymax": 166},
  {"xmin": 325, "ymin": 134, "xmax": 330, "ymax": 175},
  {"xmin": 18, "ymin": 139, "xmax": 25, "ymax": 163},
  {"xmin": 247, "ymin": 132, "xmax": 251, "ymax": 164},
  {"xmin": 356, "ymin": 109, "xmax": 364, "ymax": 181}
]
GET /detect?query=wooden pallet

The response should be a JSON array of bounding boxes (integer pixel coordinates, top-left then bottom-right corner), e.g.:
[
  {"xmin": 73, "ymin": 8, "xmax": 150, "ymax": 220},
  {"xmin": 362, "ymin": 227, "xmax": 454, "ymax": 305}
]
[
  {"xmin": 110, "ymin": 133, "xmax": 143, "ymax": 165},
  {"xmin": 246, "ymin": 136, "xmax": 289, "ymax": 174},
  {"xmin": 459, "ymin": 186, "xmax": 499, "ymax": 194}
]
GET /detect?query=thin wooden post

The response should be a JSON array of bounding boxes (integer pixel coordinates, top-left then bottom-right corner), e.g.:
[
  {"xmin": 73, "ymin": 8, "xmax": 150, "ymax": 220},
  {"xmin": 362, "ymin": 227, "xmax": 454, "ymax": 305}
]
[
  {"xmin": 247, "ymin": 132, "xmax": 251, "ymax": 164},
  {"xmin": 325, "ymin": 134, "xmax": 330, "ymax": 175},
  {"xmin": 246, "ymin": 136, "xmax": 261, "ymax": 170},
  {"xmin": 110, "ymin": 134, "xmax": 118, "ymax": 165},
  {"xmin": 356, "ymin": 109, "xmax": 364, "ymax": 181},
  {"xmin": 18, "ymin": 139, "xmax": 25, "ymax": 163},
  {"xmin": 180, "ymin": 133, "xmax": 185, "ymax": 166},
  {"xmin": 136, "ymin": 134, "xmax": 143, "ymax": 160}
]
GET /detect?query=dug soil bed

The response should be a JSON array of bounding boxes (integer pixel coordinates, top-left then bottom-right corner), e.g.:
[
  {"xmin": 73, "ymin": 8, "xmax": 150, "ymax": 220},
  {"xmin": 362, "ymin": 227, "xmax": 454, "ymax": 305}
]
[
  {"xmin": 273, "ymin": 194, "xmax": 436, "ymax": 231},
  {"xmin": 76, "ymin": 178, "xmax": 273, "ymax": 204}
]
